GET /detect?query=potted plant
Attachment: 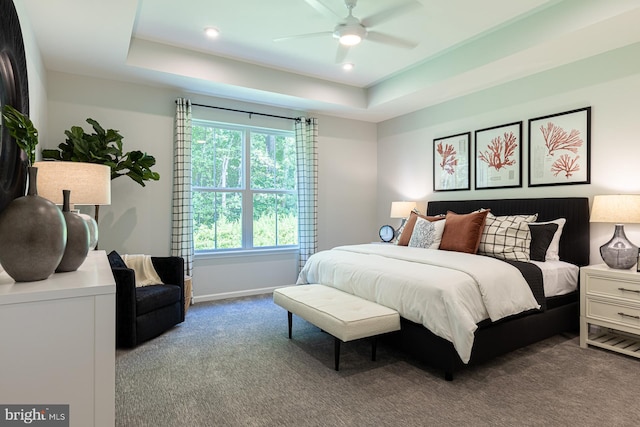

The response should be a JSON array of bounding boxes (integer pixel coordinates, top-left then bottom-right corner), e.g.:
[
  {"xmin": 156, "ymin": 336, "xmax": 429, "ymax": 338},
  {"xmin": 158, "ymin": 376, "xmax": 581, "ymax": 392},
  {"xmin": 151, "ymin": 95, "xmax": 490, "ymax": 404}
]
[
  {"xmin": 2, "ymin": 104, "xmax": 38, "ymax": 166},
  {"xmin": 42, "ymin": 118, "xmax": 160, "ymax": 186}
]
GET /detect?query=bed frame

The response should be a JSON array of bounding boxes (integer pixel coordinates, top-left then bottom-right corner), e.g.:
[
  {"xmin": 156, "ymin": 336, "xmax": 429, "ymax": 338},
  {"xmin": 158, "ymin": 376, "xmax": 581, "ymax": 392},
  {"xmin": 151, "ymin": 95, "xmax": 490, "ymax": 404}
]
[{"xmin": 389, "ymin": 197, "xmax": 590, "ymax": 380}]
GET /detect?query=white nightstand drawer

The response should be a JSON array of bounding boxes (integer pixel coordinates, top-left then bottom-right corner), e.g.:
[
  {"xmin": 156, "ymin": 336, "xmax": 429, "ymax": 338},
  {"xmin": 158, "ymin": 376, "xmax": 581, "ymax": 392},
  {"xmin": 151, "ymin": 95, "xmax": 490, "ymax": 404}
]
[
  {"xmin": 586, "ymin": 298, "xmax": 640, "ymax": 328},
  {"xmin": 585, "ymin": 275, "xmax": 640, "ymax": 302}
]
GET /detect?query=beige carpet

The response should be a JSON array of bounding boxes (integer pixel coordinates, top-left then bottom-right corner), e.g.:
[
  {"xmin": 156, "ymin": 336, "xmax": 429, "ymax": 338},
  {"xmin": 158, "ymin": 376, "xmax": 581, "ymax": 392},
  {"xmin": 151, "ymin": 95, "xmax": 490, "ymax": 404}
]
[{"xmin": 116, "ymin": 294, "xmax": 640, "ymax": 427}]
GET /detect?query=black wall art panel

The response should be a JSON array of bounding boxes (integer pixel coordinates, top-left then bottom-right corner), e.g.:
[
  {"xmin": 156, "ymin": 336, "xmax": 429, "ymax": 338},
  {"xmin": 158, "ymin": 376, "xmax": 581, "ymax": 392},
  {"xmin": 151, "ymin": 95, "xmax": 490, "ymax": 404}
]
[{"xmin": 0, "ymin": 0, "xmax": 30, "ymax": 214}]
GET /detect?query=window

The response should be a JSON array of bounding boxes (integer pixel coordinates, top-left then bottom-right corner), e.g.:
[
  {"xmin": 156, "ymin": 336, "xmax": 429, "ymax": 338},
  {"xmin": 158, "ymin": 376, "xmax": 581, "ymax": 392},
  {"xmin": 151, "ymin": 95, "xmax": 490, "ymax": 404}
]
[{"xmin": 192, "ymin": 120, "xmax": 298, "ymax": 252}]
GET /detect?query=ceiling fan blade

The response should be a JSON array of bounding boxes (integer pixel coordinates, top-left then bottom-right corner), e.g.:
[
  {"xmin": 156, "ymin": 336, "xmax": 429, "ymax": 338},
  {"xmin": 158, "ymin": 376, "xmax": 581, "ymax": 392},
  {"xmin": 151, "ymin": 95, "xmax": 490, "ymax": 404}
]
[
  {"xmin": 273, "ymin": 31, "xmax": 333, "ymax": 42},
  {"xmin": 304, "ymin": 0, "xmax": 343, "ymax": 21},
  {"xmin": 366, "ymin": 31, "xmax": 418, "ymax": 49},
  {"xmin": 360, "ymin": 0, "xmax": 422, "ymax": 28},
  {"xmin": 335, "ymin": 44, "xmax": 351, "ymax": 63}
]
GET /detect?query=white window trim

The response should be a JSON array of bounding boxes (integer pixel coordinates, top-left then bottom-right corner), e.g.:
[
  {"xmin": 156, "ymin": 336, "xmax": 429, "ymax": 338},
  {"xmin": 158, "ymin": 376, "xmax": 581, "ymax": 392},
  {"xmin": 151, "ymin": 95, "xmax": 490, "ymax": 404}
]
[{"xmin": 192, "ymin": 119, "xmax": 298, "ymax": 252}]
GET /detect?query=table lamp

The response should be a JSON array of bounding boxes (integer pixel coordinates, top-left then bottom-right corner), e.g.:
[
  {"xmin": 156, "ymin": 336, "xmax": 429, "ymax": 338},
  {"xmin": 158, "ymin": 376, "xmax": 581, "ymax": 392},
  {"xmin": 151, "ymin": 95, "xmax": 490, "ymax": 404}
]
[
  {"xmin": 390, "ymin": 201, "xmax": 417, "ymax": 229},
  {"xmin": 590, "ymin": 194, "xmax": 640, "ymax": 269},
  {"xmin": 34, "ymin": 161, "xmax": 111, "ymax": 249}
]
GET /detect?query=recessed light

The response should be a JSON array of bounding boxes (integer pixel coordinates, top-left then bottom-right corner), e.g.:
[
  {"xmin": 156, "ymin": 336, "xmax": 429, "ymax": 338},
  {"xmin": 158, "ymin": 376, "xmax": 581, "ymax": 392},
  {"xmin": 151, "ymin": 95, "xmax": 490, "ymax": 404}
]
[
  {"xmin": 342, "ymin": 63, "xmax": 354, "ymax": 71},
  {"xmin": 204, "ymin": 27, "xmax": 220, "ymax": 38}
]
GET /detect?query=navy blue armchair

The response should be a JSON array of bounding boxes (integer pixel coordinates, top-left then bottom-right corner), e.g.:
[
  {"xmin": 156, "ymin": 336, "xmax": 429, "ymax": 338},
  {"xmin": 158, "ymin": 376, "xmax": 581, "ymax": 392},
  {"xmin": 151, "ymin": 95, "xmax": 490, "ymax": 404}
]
[{"xmin": 107, "ymin": 251, "xmax": 185, "ymax": 347}]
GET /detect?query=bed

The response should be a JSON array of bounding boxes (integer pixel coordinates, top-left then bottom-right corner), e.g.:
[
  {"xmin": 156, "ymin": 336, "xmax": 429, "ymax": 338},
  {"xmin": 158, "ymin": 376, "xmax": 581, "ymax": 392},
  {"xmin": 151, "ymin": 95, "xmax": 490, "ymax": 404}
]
[{"xmin": 297, "ymin": 197, "xmax": 590, "ymax": 380}]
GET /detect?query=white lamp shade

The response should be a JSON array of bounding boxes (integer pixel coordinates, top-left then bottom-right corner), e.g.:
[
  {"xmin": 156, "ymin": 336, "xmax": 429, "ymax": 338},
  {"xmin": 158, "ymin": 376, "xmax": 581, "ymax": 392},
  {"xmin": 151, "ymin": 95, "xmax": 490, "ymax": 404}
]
[
  {"xmin": 33, "ymin": 161, "xmax": 111, "ymax": 206},
  {"xmin": 590, "ymin": 195, "xmax": 640, "ymax": 224},
  {"xmin": 390, "ymin": 201, "xmax": 417, "ymax": 218}
]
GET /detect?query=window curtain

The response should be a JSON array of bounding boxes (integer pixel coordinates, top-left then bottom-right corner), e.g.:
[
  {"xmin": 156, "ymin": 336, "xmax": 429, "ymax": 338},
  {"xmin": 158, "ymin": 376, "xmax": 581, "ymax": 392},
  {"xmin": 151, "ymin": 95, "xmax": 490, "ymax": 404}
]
[
  {"xmin": 295, "ymin": 117, "xmax": 318, "ymax": 272},
  {"xmin": 172, "ymin": 98, "xmax": 194, "ymax": 276}
]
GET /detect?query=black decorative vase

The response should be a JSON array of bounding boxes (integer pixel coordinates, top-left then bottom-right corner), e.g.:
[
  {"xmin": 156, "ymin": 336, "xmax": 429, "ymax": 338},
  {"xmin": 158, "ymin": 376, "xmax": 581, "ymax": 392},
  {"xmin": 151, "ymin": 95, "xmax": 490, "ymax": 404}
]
[
  {"xmin": 56, "ymin": 189, "xmax": 90, "ymax": 272},
  {"xmin": 0, "ymin": 167, "xmax": 67, "ymax": 282}
]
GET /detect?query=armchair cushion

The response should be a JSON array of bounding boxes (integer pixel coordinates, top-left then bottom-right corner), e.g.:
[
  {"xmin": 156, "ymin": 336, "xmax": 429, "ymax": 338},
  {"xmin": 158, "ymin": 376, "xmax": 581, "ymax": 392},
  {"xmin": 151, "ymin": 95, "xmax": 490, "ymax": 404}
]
[{"xmin": 136, "ymin": 284, "xmax": 182, "ymax": 317}]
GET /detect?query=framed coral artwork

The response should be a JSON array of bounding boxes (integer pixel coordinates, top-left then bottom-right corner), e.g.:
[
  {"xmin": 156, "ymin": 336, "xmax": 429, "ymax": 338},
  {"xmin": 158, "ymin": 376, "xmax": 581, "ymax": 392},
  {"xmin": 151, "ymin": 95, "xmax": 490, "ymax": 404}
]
[
  {"xmin": 528, "ymin": 107, "xmax": 591, "ymax": 187},
  {"xmin": 474, "ymin": 121, "xmax": 522, "ymax": 189},
  {"xmin": 433, "ymin": 132, "xmax": 470, "ymax": 192}
]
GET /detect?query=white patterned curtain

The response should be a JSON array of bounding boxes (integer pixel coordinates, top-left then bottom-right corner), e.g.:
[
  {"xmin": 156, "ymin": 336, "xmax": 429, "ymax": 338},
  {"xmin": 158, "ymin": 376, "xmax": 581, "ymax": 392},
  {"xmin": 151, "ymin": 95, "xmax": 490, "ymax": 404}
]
[
  {"xmin": 295, "ymin": 117, "xmax": 318, "ymax": 272},
  {"xmin": 171, "ymin": 98, "xmax": 194, "ymax": 276}
]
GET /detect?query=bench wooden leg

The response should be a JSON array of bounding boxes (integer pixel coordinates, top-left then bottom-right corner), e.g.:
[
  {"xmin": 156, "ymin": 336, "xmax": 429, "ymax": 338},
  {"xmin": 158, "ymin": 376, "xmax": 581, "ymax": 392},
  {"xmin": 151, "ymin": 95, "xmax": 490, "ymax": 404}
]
[
  {"xmin": 371, "ymin": 337, "xmax": 377, "ymax": 361},
  {"xmin": 287, "ymin": 311, "xmax": 292, "ymax": 339},
  {"xmin": 334, "ymin": 338, "xmax": 341, "ymax": 371}
]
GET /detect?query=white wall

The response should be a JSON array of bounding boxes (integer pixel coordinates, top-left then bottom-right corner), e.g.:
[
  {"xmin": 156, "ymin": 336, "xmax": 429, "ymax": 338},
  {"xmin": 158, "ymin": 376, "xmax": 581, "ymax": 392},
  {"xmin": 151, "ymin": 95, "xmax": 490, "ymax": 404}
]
[
  {"xmin": 46, "ymin": 72, "xmax": 175, "ymax": 256},
  {"xmin": 316, "ymin": 115, "xmax": 378, "ymax": 250},
  {"xmin": 377, "ymin": 43, "xmax": 640, "ymax": 265},
  {"xmin": 45, "ymin": 72, "xmax": 378, "ymax": 300}
]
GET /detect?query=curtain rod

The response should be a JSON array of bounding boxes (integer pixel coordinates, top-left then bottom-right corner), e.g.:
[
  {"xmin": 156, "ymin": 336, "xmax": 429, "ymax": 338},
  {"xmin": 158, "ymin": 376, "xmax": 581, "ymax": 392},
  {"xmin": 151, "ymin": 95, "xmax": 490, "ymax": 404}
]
[{"xmin": 180, "ymin": 101, "xmax": 308, "ymax": 123}]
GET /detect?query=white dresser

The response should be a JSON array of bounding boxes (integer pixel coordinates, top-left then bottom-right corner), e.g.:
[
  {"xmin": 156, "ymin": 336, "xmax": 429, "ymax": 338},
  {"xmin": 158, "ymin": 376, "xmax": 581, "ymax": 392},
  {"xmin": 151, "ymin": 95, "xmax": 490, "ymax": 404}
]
[
  {"xmin": 580, "ymin": 264, "xmax": 640, "ymax": 358},
  {"xmin": 0, "ymin": 251, "xmax": 116, "ymax": 426}
]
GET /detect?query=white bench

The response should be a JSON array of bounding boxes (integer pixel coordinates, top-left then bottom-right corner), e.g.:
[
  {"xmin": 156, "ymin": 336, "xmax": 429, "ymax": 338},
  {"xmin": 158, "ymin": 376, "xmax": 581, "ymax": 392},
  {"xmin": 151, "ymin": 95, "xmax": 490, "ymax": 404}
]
[{"xmin": 273, "ymin": 284, "xmax": 401, "ymax": 370}]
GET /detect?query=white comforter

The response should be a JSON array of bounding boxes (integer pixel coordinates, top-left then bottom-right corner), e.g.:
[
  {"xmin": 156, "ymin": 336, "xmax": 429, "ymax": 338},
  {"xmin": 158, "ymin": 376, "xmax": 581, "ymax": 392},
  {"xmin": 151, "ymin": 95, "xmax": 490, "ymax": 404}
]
[{"xmin": 296, "ymin": 244, "xmax": 540, "ymax": 363}]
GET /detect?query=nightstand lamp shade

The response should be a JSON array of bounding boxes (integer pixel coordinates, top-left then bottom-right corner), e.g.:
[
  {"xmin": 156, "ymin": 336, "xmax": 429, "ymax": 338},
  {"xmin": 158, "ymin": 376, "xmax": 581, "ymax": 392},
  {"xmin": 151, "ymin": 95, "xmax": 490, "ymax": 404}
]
[
  {"xmin": 390, "ymin": 201, "xmax": 417, "ymax": 230},
  {"xmin": 390, "ymin": 201, "xmax": 417, "ymax": 219},
  {"xmin": 590, "ymin": 195, "xmax": 640, "ymax": 269}
]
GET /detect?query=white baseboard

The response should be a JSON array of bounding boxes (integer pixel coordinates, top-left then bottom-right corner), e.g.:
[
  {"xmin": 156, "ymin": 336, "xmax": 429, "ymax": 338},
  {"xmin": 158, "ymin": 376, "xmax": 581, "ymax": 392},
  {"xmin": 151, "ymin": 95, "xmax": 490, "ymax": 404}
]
[{"xmin": 192, "ymin": 285, "xmax": 287, "ymax": 304}]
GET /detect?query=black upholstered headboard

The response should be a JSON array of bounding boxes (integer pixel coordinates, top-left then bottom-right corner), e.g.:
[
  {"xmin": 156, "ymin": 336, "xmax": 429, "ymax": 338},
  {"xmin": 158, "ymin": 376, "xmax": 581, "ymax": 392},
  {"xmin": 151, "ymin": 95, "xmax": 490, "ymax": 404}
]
[{"xmin": 426, "ymin": 197, "xmax": 590, "ymax": 266}]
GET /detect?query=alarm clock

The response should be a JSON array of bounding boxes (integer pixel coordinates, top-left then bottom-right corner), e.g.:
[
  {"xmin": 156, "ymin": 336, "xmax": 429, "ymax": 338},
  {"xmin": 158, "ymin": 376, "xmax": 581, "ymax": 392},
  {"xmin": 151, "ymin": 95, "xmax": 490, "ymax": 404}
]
[{"xmin": 379, "ymin": 224, "xmax": 395, "ymax": 243}]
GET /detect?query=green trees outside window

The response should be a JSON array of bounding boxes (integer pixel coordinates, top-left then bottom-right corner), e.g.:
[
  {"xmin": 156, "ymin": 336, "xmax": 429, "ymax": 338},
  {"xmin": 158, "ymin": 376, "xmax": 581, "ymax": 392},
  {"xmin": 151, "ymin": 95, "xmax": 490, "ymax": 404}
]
[{"xmin": 192, "ymin": 121, "xmax": 298, "ymax": 251}]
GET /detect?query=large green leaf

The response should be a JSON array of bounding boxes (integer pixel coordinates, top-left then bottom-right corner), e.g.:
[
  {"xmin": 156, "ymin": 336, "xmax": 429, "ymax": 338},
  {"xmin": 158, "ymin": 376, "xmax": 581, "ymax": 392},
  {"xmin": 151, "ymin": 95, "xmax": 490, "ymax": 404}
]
[
  {"xmin": 42, "ymin": 118, "xmax": 159, "ymax": 186},
  {"xmin": 2, "ymin": 104, "xmax": 39, "ymax": 165}
]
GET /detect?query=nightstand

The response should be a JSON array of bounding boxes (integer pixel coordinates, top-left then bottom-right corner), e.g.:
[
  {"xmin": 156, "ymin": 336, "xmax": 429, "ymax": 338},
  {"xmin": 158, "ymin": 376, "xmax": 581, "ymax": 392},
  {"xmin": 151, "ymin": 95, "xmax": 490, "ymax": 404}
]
[{"xmin": 580, "ymin": 264, "xmax": 640, "ymax": 358}]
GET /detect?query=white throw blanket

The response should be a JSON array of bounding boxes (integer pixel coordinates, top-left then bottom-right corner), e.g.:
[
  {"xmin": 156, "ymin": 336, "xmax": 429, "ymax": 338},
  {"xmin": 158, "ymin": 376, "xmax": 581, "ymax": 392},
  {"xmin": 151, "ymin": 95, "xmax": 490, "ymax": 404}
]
[
  {"xmin": 122, "ymin": 254, "xmax": 163, "ymax": 287},
  {"xmin": 296, "ymin": 244, "xmax": 540, "ymax": 363}
]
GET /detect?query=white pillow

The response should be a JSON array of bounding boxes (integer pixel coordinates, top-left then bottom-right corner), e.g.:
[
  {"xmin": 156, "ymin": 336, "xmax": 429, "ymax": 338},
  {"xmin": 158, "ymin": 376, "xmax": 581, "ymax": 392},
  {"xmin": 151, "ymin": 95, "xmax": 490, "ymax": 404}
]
[
  {"xmin": 408, "ymin": 217, "xmax": 446, "ymax": 249},
  {"xmin": 529, "ymin": 218, "xmax": 566, "ymax": 261}
]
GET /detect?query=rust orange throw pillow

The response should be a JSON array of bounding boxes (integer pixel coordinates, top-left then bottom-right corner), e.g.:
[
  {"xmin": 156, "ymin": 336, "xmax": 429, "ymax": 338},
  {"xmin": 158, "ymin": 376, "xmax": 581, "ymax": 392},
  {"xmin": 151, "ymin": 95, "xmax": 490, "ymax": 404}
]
[
  {"xmin": 439, "ymin": 210, "xmax": 490, "ymax": 254},
  {"xmin": 397, "ymin": 211, "xmax": 445, "ymax": 246}
]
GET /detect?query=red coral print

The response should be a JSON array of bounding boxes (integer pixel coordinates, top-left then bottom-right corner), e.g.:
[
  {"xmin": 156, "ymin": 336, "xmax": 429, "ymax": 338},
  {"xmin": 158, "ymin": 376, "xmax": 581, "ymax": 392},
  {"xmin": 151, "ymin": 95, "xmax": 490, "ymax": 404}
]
[
  {"xmin": 551, "ymin": 154, "xmax": 580, "ymax": 178},
  {"xmin": 478, "ymin": 132, "xmax": 517, "ymax": 171},
  {"xmin": 540, "ymin": 122, "xmax": 583, "ymax": 156},
  {"xmin": 437, "ymin": 142, "xmax": 458, "ymax": 175}
]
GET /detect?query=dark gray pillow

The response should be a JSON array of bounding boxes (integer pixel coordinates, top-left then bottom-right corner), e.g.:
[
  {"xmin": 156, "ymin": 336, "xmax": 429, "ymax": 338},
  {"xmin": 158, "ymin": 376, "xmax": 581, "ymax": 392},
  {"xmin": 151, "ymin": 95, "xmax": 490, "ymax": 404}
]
[{"xmin": 528, "ymin": 223, "xmax": 559, "ymax": 262}]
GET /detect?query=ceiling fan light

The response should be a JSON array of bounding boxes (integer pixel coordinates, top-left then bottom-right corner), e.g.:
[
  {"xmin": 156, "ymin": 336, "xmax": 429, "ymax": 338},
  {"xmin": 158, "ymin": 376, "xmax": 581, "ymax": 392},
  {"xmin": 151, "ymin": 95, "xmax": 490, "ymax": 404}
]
[
  {"xmin": 342, "ymin": 63, "xmax": 354, "ymax": 71},
  {"xmin": 339, "ymin": 33, "xmax": 362, "ymax": 46}
]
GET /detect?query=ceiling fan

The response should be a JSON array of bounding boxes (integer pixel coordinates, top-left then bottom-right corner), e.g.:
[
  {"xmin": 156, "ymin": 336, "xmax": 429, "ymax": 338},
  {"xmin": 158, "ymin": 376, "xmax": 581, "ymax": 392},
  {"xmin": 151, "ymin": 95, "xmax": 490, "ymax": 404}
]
[{"xmin": 274, "ymin": 0, "xmax": 422, "ymax": 63}]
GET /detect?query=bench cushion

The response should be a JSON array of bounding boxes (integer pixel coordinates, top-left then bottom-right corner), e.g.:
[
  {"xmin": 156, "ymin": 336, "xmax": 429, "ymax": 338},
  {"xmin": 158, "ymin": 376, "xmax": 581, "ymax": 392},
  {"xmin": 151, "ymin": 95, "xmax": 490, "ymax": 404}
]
[{"xmin": 273, "ymin": 284, "xmax": 400, "ymax": 342}]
